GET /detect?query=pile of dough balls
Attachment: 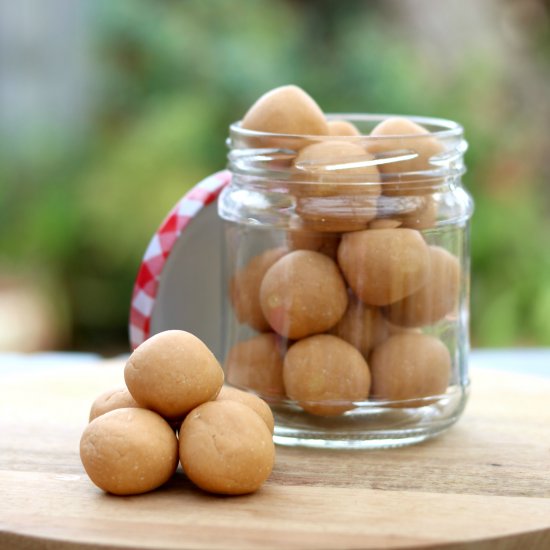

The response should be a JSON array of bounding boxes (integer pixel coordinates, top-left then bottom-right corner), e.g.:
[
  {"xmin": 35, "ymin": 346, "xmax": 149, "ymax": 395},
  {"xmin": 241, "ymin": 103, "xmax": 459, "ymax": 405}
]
[
  {"xmin": 226, "ymin": 85, "xmax": 459, "ymax": 415},
  {"xmin": 80, "ymin": 330, "xmax": 275, "ymax": 496}
]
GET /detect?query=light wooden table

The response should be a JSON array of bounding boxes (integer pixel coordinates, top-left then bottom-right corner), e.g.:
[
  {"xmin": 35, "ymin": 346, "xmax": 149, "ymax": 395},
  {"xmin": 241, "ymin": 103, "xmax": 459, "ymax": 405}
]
[{"xmin": 0, "ymin": 353, "xmax": 549, "ymax": 549}]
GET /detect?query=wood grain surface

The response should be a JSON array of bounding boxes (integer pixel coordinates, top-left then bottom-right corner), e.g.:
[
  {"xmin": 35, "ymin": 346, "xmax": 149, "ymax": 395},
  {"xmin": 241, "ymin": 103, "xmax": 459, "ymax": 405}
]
[{"xmin": 0, "ymin": 359, "xmax": 549, "ymax": 549}]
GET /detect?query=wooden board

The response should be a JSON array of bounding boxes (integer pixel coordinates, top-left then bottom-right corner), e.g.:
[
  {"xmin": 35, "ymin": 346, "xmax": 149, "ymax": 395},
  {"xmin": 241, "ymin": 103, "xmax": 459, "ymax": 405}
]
[{"xmin": 0, "ymin": 360, "xmax": 549, "ymax": 549}]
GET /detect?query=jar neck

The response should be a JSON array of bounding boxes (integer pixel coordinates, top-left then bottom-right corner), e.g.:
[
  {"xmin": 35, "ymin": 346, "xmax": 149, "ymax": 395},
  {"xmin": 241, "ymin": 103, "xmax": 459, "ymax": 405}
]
[{"xmin": 227, "ymin": 114, "xmax": 467, "ymax": 193}]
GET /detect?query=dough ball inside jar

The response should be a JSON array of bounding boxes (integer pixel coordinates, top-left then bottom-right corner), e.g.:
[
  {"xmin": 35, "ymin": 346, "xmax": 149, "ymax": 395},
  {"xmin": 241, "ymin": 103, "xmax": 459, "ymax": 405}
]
[
  {"xmin": 224, "ymin": 332, "xmax": 286, "ymax": 398},
  {"xmin": 283, "ymin": 334, "xmax": 371, "ymax": 416},
  {"xmin": 229, "ymin": 247, "xmax": 287, "ymax": 332},
  {"xmin": 259, "ymin": 250, "xmax": 348, "ymax": 339},
  {"xmin": 80, "ymin": 408, "xmax": 178, "ymax": 495},
  {"xmin": 179, "ymin": 400, "xmax": 275, "ymax": 495},
  {"xmin": 89, "ymin": 387, "xmax": 140, "ymax": 422},
  {"xmin": 337, "ymin": 228, "xmax": 430, "ymax": 306},
  {"xmin": 327, "ymin": 119, "xmax": 361, "ymax": 136},
  {"xmin": 216, "ymin": 385, "xmax": 275, "ymax": 433},
  {"xmin": 367, "ymin": 117, "xmax": 444, "ymax": 196},
  {"xmin": 241, "ymin": 84, "xmax": 328, "ymax": 149},
  {"xmin": 398, "ymin": 195, "xmax": 438, "ymax": 230},
  {"xmin": 286, "ymin": 216, "xmax": 340, "ymax": 259},
  {"xmin": 124, "ymin": 330, "xmax": 224, "ymax": 420},
  {"xmin": 369, "ymin": 333, "xmax": 451, "ymax": 407},
  {"xmin": 329, "ymin": 295, "xmax": 389, "ymax": 357},
  {"xmin": 293, "ymin": 140, "xmax": 381, "ymax": 232},
  {"xmin": 384, "ymin": 246, "xmax": 461, "ymax": 327}
]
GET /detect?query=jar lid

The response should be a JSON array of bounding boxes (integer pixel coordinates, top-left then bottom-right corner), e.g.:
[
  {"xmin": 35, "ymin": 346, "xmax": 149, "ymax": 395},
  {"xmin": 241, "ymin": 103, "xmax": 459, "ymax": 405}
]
[{"xmin": 129, "ymin": 170, "xmax": 231, "ymax": 357}]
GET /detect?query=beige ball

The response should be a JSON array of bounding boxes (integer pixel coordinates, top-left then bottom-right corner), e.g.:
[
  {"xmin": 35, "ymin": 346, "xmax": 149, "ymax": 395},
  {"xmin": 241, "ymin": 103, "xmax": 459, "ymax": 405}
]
[
  {"xmin": 241, "ymin": 85, "xmax": 328, "ymax": 136},
  {"xmin": 224, "ymin": 333, "xmax": 286, "ymax": 398},
  {"xmin": 384, "ymin": 246, "xmax": 460, "ymax": 327},
  {"xmin": 89, "ymin": 387, "xmax": 140, "ymax": 422},
  {"xmin": 260, "ymin": 250, "xmax": 348, "ymax": 339},
  {"xmin": 369, "ymin": 333, "xmax": 451, "ymax": 406},
  {"xmin": 179, "ymin": 400, "xmax": 275, "ymax": 495},
  {"xmin": 367, "ymin": 117, "xmax": 444, "ymax": 196},
  {"xmin": 283, "ymin": 334, "xmax": 371, "ymax": 416},
  {"xmin": 293, "ymin": 141, "xmax": 380, "ymax": 232},
  {"xmin": 216, "ymin": 385, "xmax": 275, "ymax": 433},
  {"xmin": 80, "ymin": 408, "xmax": 178, "ymax": 495},
  {"xmin": 330, "ymin": 296, "xmax": 389, "ymax": 357},
  {"xmin": 286, "ymin": 218, "xmax": 340, "ymax": 259},
  {"xmin": 230, "ymin": 247, "xmax": 287, "ymax": 332},
  {"xmin": 124, "ymin": 330, "xmax": 224, "ymax": 420},
  {"xmin": 399, "ymin": 195, "xmax": 438, "ymax": 229},
  {"xmin": 327, "ymin": 120, "xmax": 361, "ymax": 136},
  {"xmin": 338, "ymin": 228, "xmax": 430, "ymax": 306}
]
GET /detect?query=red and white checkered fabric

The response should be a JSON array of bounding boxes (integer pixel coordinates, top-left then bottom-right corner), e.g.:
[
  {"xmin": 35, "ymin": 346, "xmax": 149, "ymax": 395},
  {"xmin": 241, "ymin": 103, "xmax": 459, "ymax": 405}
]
[{"xmin": 129, "ymin": 170, "xmax": 231, "ymax": 349}]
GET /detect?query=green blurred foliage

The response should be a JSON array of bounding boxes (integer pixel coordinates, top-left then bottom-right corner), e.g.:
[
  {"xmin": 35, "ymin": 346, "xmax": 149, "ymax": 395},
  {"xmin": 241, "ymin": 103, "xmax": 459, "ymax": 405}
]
[{"xmin": 1, "ymin": 0, "xmax": 549, "ymax": 351}]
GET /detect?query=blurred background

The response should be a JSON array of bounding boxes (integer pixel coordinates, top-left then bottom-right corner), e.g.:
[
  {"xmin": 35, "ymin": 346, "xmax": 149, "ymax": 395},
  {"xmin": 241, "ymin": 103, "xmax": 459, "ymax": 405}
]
[{"xmin": 0, "ymin": 0, "xmax": 549, "ymax": 355}]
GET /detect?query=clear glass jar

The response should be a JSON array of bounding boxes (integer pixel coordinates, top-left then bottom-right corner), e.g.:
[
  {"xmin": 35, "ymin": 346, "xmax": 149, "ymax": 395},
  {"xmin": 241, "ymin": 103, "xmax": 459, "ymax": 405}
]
[{"xmin": 218, "ymin": 114, "xmax": 473, "ymax": 449}]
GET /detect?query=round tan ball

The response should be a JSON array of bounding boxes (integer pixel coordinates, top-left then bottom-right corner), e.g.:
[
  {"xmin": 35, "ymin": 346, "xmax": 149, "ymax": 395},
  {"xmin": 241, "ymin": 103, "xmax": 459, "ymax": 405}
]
[
  {"xmin": 216, "ymin": 385, "xmax": 275, "ymax": 433},
  {"xmin": 80, "ymin": 408, "xmax": 178, "ymax": 495},
  {"xmin": 384, "ymin": 246, "xmax": 460, "ymax": 327},
  {"xmin": 260, "ymin": 250, "xmax": 348, "ymax": 339},
  {"xmin": 369, "ymin": 333, "xmax": 451, "ymax": 406},
  {"xmin": 124, "ymin": 330, "xmax": 224, "ymax": 420},
  {"xmin": 224, "ymin": 333, "xmax": 286, "ymax": 398},
  {"xmin": 284, "ymin": 334, "xmax": 371, "ymax": 416},
  {"xmin": 286, "ymin": 218, "xmax": 340, "ymax": 259},
  {"xmin": 241, "ymin": 85, "xmax": 328, "ymax": 136},
  {"xmin": 330, "ymin": 296, "xmax": 389, "ymax": 357},
  {"xmin": 230, "ymin": 247, "xmax": 287, "ymax": 332},
  {"xmin": 179, "ymin": 400, "xmax": 275, "ymax": 495},
  {"xmin": 327, "ymin": 120, "xmax": 361, "ymax": 136},
  {"xmin": 337, "ymin": 228, "xmax": 430, "ymax": 306},
  {"xmin": 89, "ymin": 387, "xmax": 140, "ymax": 422}
]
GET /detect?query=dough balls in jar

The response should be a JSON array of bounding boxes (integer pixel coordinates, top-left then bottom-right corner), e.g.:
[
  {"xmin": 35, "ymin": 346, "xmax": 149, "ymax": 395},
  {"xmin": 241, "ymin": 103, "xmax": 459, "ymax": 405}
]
[
  {"xmin": 369, "ymin": 333, "xmax": 451, "ymax": 407},
  {"xmin": 384, "ymin": 246, "xmax": 461, "ymax": 328},
  {"xmin": 224, "ymin": 332, "xmax": 286, "ymax": 398},
  {"xmin": 329, "ymin": 296, "xmax": 389, "ymax": 357},
  {"xmin": 124, "ymin": 330, "xmax": 224, "ymax": 420},
  {"xmin": 179, "ymin": 400, "xmax": 275, "ymax": 495},
  {"xmin": 327, "ymin": 119, "xmax": 361, "ymax": 137},
  {"xmin": 367, "ymin": 117, "xmax": 445, "ymax": 196},
  {"xmin": 260, "ymin": 250, "xmax": 348, "ymax": 339},
  {"xmin": 230, "ymin": 247, "xmax": 287, "ymax": 332},
  {"xmin": 80, "ymin": 408, "xmax": 178, "ymax": 495},
  {"xmin": 283, "ymin": 334, "xmax": 371, "ymax": 416},
  {"xmin": 337, "ymin": 228, "xmax": 430, "ymax": 306},
  {"xmin": 89, "ymin": 387, "xmax": 140, "ymax": 422}
]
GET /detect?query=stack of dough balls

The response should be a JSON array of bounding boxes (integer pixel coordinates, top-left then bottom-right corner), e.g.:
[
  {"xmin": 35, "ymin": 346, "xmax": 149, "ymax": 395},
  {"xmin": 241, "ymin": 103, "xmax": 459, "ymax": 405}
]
[
  {"xmin": 226, "ymin": 85, "xmax": 459, "ymax": 415},
  {"xmin": 80, "ymin": 330, "xmax": 275, "ymax": 497}
]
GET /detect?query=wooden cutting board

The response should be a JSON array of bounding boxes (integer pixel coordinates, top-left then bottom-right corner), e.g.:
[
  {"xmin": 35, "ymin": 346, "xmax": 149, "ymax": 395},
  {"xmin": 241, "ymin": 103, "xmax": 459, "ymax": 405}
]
[{"xmin": 0, "ymin": 359, "xmax": 549, "ymax": 549}]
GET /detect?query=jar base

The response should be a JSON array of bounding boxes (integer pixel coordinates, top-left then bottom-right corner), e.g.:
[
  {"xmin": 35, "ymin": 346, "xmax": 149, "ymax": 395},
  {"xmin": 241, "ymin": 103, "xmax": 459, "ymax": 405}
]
[{"xmin": 271, "ymin": 384, "xmax": 469, "ymax": 450}]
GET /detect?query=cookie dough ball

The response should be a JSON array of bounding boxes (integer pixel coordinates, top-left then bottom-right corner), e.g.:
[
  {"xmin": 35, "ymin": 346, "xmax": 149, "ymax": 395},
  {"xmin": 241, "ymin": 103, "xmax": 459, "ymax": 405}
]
[
  {"xmin": 89, "ymin": 387, "xmax": 140, "ymax": 422},
  {"xmin": 369, "ymin": 333, "xmax": 451, "ymax": 406},
  {"xmin": 224, "ymin": 333, "xmax": 286, "ymax": 398},
  {"xmin": 125, "ymin": 330, "xmax": 224, "ymax": 420},
  {"xmin": 338, "ymin": 228, "xmax": 430, "ymax": 306},
  {"xmin": 179, "ymin": 400, "xmax": 275, "ymax": 495},
  {"xmin": 399, "ymin": 195, "xmax": 438, "ymax": 230},
  {"xmin": 330, "ymin": 296, "xmax": 389, "ymax": 357},
  {"xmin": 80, "ymin": 408, "xmax": 178, "ymax": 495},
  {"xmin": 216, "ymin": 385, "xmax": 275, "ymax": 433},
  {"xmin": 230, "ymin": 247, "xmax": 287, "ymax": 332},
  {"xmin": 293, "ymin": 141, "xmax": 381, "ymax": 232},
  {"xmin": 286, "ymin": 218, "xmax": 340, "ymax": 259},
  {"xmin": 327, "ymin": 120, "xmax": 361, "ymax": 136},
  {"xmin": 367, "ymin": 117, "xmax": 444, "ymax": 196},
  {"xmin": 384, "ymin": 246, "xmax": 460, "ymax": 327},
  {"xmin": 260, "ymin": 250, "xmax": 348, "ymax": 339},
  {"xmin": 241, "ymin": 85, "xmax": 328, "ymax": 136},
  {"xmin": 283, "ymin": 334, "xmax": 371, "ymax": 416}
]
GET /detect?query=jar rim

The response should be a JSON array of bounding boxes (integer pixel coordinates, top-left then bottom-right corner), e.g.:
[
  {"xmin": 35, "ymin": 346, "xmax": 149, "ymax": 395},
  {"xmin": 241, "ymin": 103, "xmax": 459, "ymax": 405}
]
[{"xmin": 230, "ymin": 113, "xmax": 464, "ymax": 141}]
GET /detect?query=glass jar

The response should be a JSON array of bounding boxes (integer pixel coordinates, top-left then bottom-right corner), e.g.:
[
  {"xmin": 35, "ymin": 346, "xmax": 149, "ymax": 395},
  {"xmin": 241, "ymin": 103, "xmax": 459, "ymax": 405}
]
[{"xmin": 218, "ymin": 114, "xmax": 473, "ymax": 449}]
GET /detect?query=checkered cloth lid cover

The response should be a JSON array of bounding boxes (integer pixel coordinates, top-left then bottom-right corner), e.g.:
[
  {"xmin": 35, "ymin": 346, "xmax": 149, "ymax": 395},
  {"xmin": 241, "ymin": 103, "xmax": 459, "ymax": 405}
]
[{"xmin": 128, "ymin": 170, "xmax": 231, "ymax": 349}]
